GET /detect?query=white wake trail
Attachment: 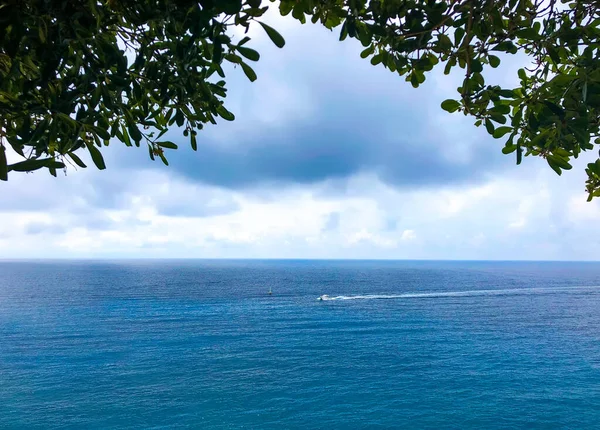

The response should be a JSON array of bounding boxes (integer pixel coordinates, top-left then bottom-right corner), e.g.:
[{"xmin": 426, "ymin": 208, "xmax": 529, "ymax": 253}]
[{"xmin": 317, "ymin": 286, "xmax": 600, "ymax": 301}]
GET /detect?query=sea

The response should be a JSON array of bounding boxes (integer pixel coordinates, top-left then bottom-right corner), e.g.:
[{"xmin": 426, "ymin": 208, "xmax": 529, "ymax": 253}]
[{"xmin": 1, "ymin": 260, "xmax": 600, "ymax": 429}]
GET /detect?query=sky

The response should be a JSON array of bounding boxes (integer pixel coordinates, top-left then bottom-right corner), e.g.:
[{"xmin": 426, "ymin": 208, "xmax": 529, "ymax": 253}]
[{"xmin": 1, "ymin": 10, "xmax": 599, "ymax": 260}]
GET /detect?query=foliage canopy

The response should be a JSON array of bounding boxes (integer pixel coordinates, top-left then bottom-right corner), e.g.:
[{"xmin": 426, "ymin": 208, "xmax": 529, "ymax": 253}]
[{"xmin": 1, "ymin": 0, "xmax": 599, "ymax": 199}]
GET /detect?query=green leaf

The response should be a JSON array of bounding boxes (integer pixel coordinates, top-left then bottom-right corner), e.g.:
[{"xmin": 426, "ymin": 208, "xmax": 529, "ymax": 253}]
[
  {"xmin": 454, "ymin": 27, "xmax": 465, "ymax": 46},
  {"xmin": 409, "ymin": 72, "xmax": 419, "ymax": 88},
  {"xmin": 548, "ymin": 154, "xmax": 572, "ymax": 170},
  {"xmin": 471, "ymin": 59, "xmax": 483, "ymax": 73},
  {"xmin": 148, "ymin": 144, "xmax": 155, "ymax": 161},
  {"xmin": 158, "ymin": 151, "xmax": 169, "ymax": 166},
  {"xmin": 225, "ymin": 53, "xmax": 242, "ymax": 64},
  {"xmin": 493, "ymin": 41, "xmax": 517, "ymax": 53},
  {"xmin": 488, "ymin": 55, "xmax": 500, "ymax": 68},
  {"xmin": 543, "ymin": 101, "xmax": 565, "ymax": 119},
  {"xmin": 490, "ymin": 104, "xmax": 510, "ymax": 115},
  {"xmin": 547, "ymin": 156, "xmax": 563, "ymax": 175},
  {"xmin": 237, "ymin": 46, "xmax": 260, "ymax": 61},
  {"xmin": 493, "ymin": 127, "xmax": 513, "ymax": 139},
  {"xmin": 485, "ymin": 119, "xmax": 495, "ymax": 134},
  {"xmin": 490, "ymin": 114, "xmax": 507, "ymax": 124},
  {"xmin": 212, "ymin": 40, "xmax": 223, "ymax": 63},
  {"xmin": 240, "ymin": 62, "xmax": 257, "ymax": 82},
  {"xmin": 95, "ymin": 126, "xmax": 110, "ymax": 141},
  {"xmin": 444, "ymin": 61, "xmax": 453, "ymax": 75},
  {"xmin": 219, "ymin": 0, "xmax": 242, "ymax": 15},
  {"xmin": 86, "ymin": 142, "xmax": 106, "ymax": 170},
  {"xmin": 156, "ymin": 141, "xmax": 178, "ymax": 150},
  {"xmin": 9, "ymin": 158, "xmax": 50, "ymax": 172},
  {"xmin": 9, "ymin": 156, "xmax": 64, "ymax": 172},
  {"xmin": 292, "ymin": 5, "xmax": 305, "ymax": 22},
  {"xmin": 530, "ymin": 130, "xmax": 550, "ymax": 147},
  {"xmin": 38, "ymin": 23, "xmax": 46, "ymax": 43},
  {"xmin": 499, "ymin": 89, "xmax": 516, "ymax": 98},
  {"xmin": 441, "ymin": 99, "xmax": 460, "ymax": 113},
  {"xmin": 68, "ymin": 152, "xmax": 87, "ymax": 168},
  {"xmin": 216, "ymin": 105, "xmax": 235, "ymax": 121},
  {"xmin": 190, "ymin": 132, "xmax": 197, "ymax": 151},
  {"xmin": 339, "ymin": 20, "xmax": 348, "ymax": 41},
  {"xmin": 553, "ymin": 148, "xmax": 571, "ymax": 158},
  {"xmin": 502, "ymin": 144, "xmax": 517, "ymax": 154},
  {"xmin": 128, "ymin": 124, "xmax": 143, "ymax": 143},
  {"xmin": 515, "ymin": 28, "xmax": 540, "ymax": 40},
  {"xmin": 121, "ymin": 124, "xmax": 132, "ymax": 147},
  {"xmin": 437, "ymin": 34, "xmax": 452, "ymax": 50},
  {"xmin": 175, "ymin": 110, "xmax": 185, "ymax": 127},
  {"xmin": 259, "ymin": 22, "xmax": 285, "ymax": 48},
  {"xmin": 0, "ymin": 146, "xmax": 7, "ymax": 181},
  {"xmin": 360, "ymin": 45, "xmax": 375, "ymax": 59},
  {"xmin": 547, "ymin": 46, "xmax": 560, "ymax": 64},
  {"xmin": 280, "ymin": 1, "xmax": 293, "ymax": 15}
]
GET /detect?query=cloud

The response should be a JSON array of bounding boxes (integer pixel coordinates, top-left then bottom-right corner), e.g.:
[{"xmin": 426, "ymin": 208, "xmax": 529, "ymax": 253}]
[
  {"xmin": 323, "ymin": 212, "xmax": 341, "ymax": 232},
  {"xmin": 90, "ymin": 13, "xmax": 515, "ymax": 192},
  {"xmin": 401, "ymin": 230, "xmax": 416, "ymax": 241},
  {"xmin": 24, "ymin": 221, "xmax": 67, "ymax": 236},
  {"xmin": 1, "ymin": 164, "xmax": 598, "ymax": 260},
  {"xmin": 0, "ymin": 10, "xmax": 598, "ymax": 260}
]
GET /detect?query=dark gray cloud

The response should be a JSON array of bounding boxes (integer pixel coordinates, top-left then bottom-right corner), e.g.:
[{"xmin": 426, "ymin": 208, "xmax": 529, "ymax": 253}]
[
  {"xmin": 82, "ymin": 19, "xmax": 514, "ymax": 194},
  {"xmin": 166, "ymin": 125, "xmax": 367, "ymax": 187},
  {"xmin": 141, "ymin": 95, "xmax": 508, "ymax": 191}
]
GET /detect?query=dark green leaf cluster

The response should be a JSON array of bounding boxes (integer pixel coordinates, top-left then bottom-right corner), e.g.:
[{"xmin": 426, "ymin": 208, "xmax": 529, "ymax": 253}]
[
  {"xmin": 0, "ymin": 0, "xmax": 283, "ymax": 177},
  {"xmin": 278, "ymin": 0, "xmax": 600, "ymax": 200}
]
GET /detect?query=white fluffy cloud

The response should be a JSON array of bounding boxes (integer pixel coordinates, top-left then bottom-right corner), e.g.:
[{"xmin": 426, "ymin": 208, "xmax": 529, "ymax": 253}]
[{"xmin": 2, "ymin": 157, "xmax": 598, "ymax": 260}]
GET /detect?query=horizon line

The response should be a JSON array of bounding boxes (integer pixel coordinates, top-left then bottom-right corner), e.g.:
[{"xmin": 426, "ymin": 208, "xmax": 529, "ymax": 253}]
[{"xmin": 1, "ymin": 258, "xmax": 599, "ymax": 263}]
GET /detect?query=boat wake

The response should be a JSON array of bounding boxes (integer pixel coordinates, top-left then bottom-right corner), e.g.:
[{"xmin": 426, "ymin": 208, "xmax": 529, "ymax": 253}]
[{"xmin": 317, "ymin": 286, "xmax": 600, "ymax": 301}]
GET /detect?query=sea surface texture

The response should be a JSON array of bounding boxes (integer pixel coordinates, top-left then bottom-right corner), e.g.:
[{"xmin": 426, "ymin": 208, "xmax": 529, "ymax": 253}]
[{"xmin": 1, "ymin": 260, "xmax": 600, "ymax": 428}]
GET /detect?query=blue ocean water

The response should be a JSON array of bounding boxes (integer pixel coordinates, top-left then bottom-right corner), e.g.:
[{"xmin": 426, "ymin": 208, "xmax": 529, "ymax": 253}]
[{"xmin": 1, "ymin": 260, "xmax": 600, "ymax": 429}]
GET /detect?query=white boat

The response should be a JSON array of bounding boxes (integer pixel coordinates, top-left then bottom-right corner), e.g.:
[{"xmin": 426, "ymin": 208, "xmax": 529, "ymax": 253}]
[
  {"xmin": 318, "ymin": 294, "xmax": 329, "ymax": 301},
  {"xmin": 268, "ymin": 287, "xmax": 272, "ymax": 295}
]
